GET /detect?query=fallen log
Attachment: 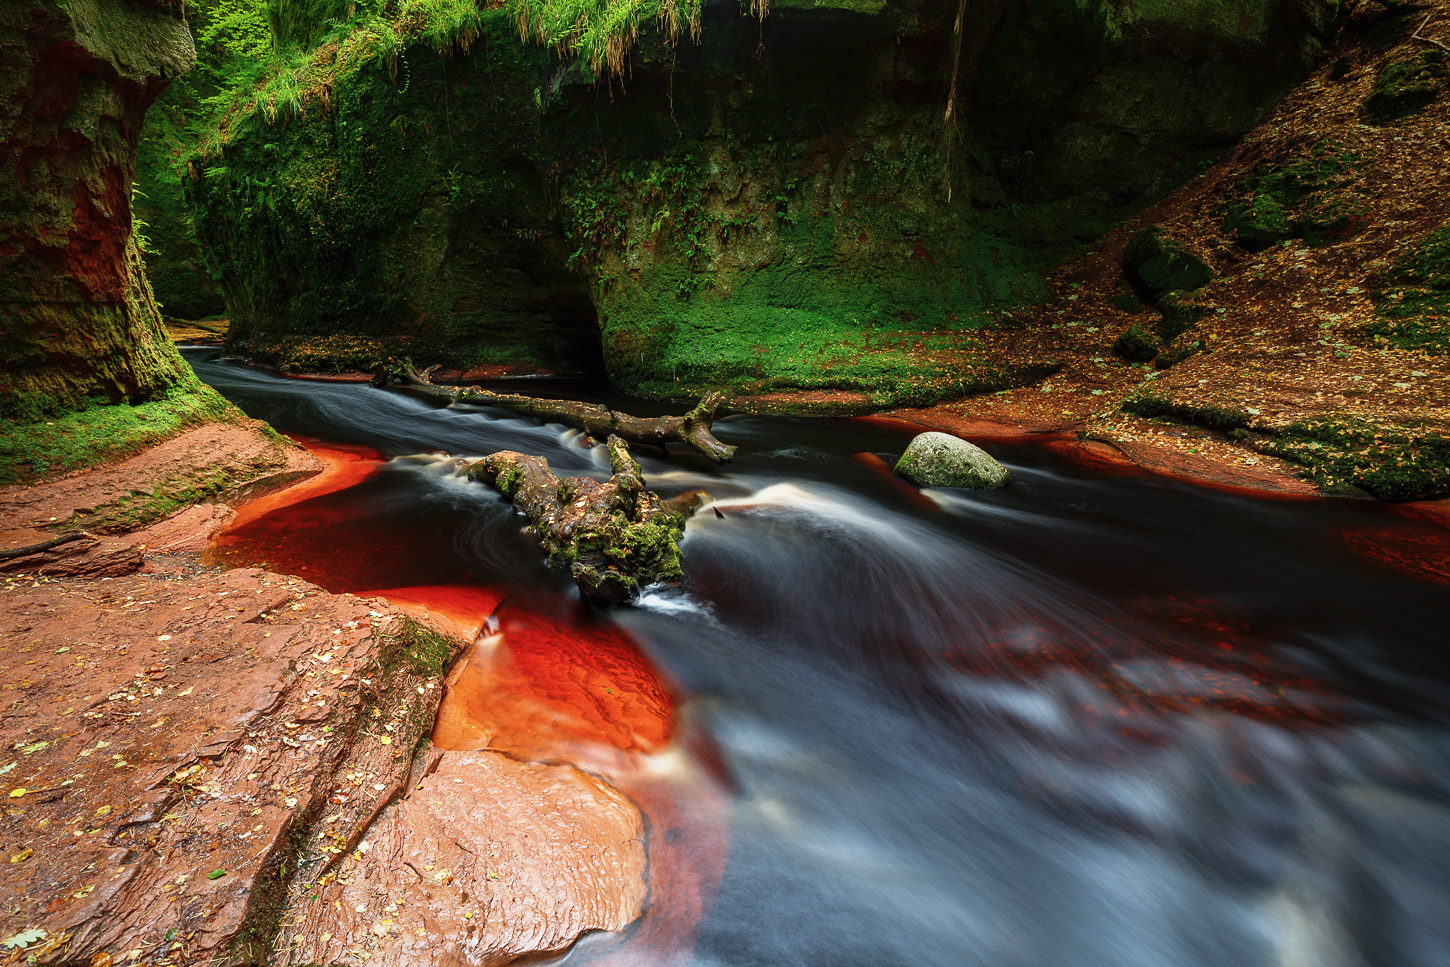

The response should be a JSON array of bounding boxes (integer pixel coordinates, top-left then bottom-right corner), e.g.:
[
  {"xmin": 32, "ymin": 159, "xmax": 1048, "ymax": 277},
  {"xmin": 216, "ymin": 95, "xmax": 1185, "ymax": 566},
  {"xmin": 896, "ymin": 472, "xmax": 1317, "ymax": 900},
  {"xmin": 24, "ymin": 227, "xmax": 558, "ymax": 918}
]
[
  {"xmin": 469, "ymin": 435, "xmax": 696, "ymax": 606},
  {"xmin": 372, "ymin": 360, "xmax": 736, "ymax": 463}
]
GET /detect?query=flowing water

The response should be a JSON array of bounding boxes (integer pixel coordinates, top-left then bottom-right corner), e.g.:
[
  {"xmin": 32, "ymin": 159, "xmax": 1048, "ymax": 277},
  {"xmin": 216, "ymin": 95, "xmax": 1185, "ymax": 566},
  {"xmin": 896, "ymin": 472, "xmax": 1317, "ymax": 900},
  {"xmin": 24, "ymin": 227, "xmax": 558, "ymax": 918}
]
[{"xmin": 187, "ymin": 348, "xmax": 1450, "ymax": 967}]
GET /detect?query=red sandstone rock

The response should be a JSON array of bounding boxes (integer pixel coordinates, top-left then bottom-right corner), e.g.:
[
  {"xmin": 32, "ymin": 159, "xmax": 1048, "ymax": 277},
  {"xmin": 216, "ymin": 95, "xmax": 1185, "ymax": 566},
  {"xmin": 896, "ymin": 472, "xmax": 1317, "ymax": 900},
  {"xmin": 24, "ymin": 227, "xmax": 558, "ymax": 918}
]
[{"xmin": 280, "ymin": 751, "xmax": 646, "ymax": 967}]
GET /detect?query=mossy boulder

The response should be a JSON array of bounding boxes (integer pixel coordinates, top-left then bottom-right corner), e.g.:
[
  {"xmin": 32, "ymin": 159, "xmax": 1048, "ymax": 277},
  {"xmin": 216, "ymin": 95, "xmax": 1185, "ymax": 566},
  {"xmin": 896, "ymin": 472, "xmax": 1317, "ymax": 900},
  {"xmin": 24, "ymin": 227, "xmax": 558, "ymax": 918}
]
[
  {"xmin": 895, "ymin": 432, "xmax": 1010, "ymax": 489},
  {"xmin": 1114, "ymin": 322, "xmax": 1160, "ymax": 362},
  {"xmin": 1225, "ymin": 141, "xmax": 1365, "ymax": 251},
  {"xmin": 1157, "ymin": 289, "xmax": 1212, "ymax": 341},
  {"xmin": 1124, "ymin": 227, "xmax": 1213, "ymax": 301},
  {"xmin": 1363, "ymin": 49, "xmax": 1447, "ymax": 124},
  {"xmin": 1154, "ymin": 333, "xmax": 1206, "ymax": 370}
]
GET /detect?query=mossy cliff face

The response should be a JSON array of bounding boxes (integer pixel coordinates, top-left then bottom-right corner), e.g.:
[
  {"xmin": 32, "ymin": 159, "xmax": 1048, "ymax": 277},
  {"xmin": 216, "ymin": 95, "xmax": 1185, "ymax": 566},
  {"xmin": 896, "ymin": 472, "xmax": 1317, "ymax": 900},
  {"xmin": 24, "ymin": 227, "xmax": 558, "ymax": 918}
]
[
  {"xmin": 190, "ymin": 0, "xmax": 1336, "ymax": 396},
  {"xmin": 0, "ymin": 0, "xmax": 198, "ymax": 421}
]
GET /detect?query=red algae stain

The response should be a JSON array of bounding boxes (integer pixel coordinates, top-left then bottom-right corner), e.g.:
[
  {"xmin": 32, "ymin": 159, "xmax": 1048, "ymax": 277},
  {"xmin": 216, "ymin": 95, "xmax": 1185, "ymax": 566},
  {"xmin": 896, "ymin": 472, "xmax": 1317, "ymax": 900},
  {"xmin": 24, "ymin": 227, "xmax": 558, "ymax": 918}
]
[
  {"xmin": 942, "ymin": 596, "xmax": 1343, "ymax": 725},
  {"xmin": 851, "ymin": 452, "xmax": 941, "ymax": 511},
  {"xmin": 434, "ymin": 610, "xmax": 678, "ymax": 759},
  {"xmin": 433, "ymin": 609, "xmax": 730, "ymax": 966}
]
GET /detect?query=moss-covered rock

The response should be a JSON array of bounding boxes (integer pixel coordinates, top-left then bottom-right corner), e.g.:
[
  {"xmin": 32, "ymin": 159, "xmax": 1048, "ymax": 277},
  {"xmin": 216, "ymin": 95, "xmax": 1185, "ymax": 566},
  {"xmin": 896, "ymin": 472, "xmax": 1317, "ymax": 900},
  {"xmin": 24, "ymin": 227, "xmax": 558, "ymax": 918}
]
[
  {"xmin": 1363, "ymin": 49, "xmax": 1447, "ymax": 124},
  {"xmin": 895, "ymin": 431, "xmax": 1010, "ymax": 489},
  {"xmin": 0, "ymin": 0, "xmax": 199, "ymax": 425},
  {"xmin": 1225, "ymin": 140, "xmax": 1366, "ymax": 251},
  {"xmin": 1114, "ymin": 322, "xmax": 1160, "ymax": 362},
  {"xmin": 1124, "ymin": 227, "xmax": 1213, "ymax": 301},
  {"xmin": 1153, "ymin": 333, "xmax": 1206, "ymax": 370},
  {"xmin": 1157, "ymin": 289, "xmax": 1211, "ymax": 340},
  {"xmin": 1121, "ymin": 391, "xmax": 1250, "ymax": 431}
]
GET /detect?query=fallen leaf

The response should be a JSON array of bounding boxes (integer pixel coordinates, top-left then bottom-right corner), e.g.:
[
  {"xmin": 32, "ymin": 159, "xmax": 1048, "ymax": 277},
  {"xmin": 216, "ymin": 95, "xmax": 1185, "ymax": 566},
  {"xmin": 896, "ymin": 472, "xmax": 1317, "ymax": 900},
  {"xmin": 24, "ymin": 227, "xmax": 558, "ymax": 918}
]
[
  {"xmin": 9, "ymin": 788, "xmax": 25, "ymax": 798},
  {"xmin": 17, "ymin": 741, "xmax": 48, "ymax": 755},
  {"xmin": 208, "ymin": 869, "xmax": 226, "ymax": 880},
  {"xmin": 1, "ymin": 928, "xmax": 47, "ymax": 950},
  {"xmin": 177, "ymin": 687, "xmax": 193, "ymax": 697},
  {"xmin": 94, "ymin": 805, "xmax": 111, "ymax": 817},
  {"xmin": 378, "ymin": 736, "xmax": 391, "ymax": 746},
  {"xmin": 9, "ymin": 848, "xmax": 32, "ymax": 863}
]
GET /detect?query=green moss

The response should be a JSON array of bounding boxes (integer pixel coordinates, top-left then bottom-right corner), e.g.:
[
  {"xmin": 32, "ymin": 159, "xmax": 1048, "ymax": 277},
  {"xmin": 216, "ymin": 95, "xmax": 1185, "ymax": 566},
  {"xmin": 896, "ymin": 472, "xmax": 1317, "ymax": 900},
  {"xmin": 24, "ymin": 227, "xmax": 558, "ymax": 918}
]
[
  {"xmin": 1225, "ymin": 140, "xmax": 1365, "ymax": 251},
  {"xmin": 1121, "ymin": 391, "xmax": 1250, "ymax": 431},
  {"xmin": 378, "ymin": 616, "xmax": 460, "ymax": 677},
  {"xmin": 1363, "ymin": 49, "xmax": 1447, "ymax": 124},
  {"xmin": 0, "ymin": 383, "xmax": 236, "ymax": 486},
  {"xmin": 1258, "ymin": 417, "xmax": 1450, "ymax": 500},
  {"xmin": 1156, "ymin": 290, "xmax": 1209, "ymax": 340},
  {"xmin": 1124, "ymin": 226, "xmax": 1213, "ymax": 300},
  {"xmin": 1362, "ymin": 223, "xmax": 1450, "ymax": 353},
  {"xmin": 1114, "ymin": 322, "xmax": 1159, "ymax": 362},
  {"xmin": 1154, "ymin": 336, "xmax": 1206, "ymax": 370}
]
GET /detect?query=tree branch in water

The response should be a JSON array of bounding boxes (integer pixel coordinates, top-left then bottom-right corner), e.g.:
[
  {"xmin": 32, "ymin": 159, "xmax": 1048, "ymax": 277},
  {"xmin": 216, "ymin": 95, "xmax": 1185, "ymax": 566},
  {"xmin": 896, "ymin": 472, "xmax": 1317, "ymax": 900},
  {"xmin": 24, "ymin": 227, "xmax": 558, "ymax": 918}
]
[{"xmin": 372, "ymin": 360, "xmax": 737, "ymax": 463}]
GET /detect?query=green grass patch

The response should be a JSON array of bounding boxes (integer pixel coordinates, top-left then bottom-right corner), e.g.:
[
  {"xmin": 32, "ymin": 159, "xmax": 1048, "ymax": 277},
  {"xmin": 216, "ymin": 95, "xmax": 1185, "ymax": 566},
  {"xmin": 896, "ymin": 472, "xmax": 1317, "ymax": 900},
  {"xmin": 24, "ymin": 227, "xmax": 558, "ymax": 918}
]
[{"xmin": 0, "ymin": 384, "xmax": 238, "ymax": 486}]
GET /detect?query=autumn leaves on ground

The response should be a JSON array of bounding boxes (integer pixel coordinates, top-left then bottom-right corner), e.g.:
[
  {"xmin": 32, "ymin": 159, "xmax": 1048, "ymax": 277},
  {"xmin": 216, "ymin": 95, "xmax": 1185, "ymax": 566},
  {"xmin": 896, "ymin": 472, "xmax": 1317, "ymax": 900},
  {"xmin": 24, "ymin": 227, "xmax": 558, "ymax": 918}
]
[{"xmin": 872, "ymin": 3, "xmax": 1450, "ymax": 505}]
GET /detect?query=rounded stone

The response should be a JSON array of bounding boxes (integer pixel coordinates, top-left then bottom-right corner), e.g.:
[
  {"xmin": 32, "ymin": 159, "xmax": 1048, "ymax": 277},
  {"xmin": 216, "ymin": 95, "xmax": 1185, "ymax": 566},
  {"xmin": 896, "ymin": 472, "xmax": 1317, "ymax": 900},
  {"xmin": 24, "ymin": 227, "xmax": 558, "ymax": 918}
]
[{"xmin": 894, "ymin": 432, "xmax": 1011, "ymax": 490}]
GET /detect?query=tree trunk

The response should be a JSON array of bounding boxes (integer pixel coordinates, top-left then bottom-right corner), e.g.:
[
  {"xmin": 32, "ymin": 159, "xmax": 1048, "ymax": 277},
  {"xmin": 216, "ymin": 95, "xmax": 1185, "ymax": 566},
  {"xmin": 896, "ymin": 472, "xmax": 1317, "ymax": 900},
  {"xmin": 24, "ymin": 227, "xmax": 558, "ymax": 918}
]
[{"xmin": 374, "ymin": 360, "xmax": 737, "ymax": 463}]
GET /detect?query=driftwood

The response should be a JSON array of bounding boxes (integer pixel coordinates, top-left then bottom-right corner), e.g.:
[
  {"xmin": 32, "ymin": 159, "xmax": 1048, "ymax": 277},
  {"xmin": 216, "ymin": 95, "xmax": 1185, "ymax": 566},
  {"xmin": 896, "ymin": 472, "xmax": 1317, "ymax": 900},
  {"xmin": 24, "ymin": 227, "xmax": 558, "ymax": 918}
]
[
  {"xmin": 0, "ymin": 532, "xmax": 92, "ymax": 562},
  {"xmin": 469, "ymin": 435, "xmax": 700, "ymax": 606},
  {"xmin": 372, "ymin": 360, "xmax": 736, "ymax": 463}
]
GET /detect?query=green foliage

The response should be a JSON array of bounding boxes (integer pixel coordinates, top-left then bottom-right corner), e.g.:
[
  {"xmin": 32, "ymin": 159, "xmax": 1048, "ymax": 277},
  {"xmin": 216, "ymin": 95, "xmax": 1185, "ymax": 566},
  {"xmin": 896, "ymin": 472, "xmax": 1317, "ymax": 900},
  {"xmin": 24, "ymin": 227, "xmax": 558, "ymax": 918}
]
[
  {"xmin": 1225, "ymin": 140, "xmax": 1366, "ymax": 250},
  {"xmin": 1362, "ymin": 223, "xmax": 1450, "ymax": 353},
  {"xmin": 197, "ymin": 0, "xmax": 274, "ymax": 61},
  {"xmin": 1258, "ymin": 417, "xmax": 1450, "ymax": 499},
  {"xmin": 513, "ymin": 0, "xmax": 702, "ymax": 75}
]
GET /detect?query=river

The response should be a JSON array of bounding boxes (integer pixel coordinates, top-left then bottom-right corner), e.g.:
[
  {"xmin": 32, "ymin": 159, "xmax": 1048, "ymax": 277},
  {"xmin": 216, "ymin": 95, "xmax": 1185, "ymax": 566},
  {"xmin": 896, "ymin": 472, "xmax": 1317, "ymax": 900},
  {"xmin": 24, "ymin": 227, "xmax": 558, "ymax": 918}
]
[{"xmin": 186, "ymin": 347, "xmax": 1450, "ymax": 967}]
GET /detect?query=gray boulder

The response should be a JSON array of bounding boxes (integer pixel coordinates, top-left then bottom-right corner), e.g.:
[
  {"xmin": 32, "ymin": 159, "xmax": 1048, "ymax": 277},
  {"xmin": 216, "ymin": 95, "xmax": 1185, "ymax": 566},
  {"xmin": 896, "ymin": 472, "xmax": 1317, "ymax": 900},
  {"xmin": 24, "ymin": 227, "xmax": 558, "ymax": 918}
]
[{"xmin": 895, "ymin": 432, "xmax": 1010, "ymax": 490}]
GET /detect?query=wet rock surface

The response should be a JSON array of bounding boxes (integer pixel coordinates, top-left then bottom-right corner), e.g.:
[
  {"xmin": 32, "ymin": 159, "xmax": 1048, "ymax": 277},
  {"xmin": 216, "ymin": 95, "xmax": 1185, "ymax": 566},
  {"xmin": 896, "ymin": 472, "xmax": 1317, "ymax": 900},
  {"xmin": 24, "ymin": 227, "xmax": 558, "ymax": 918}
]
[
  {"xmin": 0, "ymin": 429, "xmax": 653, "ymax": 965},
  {"xmin": 895, "ymin": 431, "xmax": 1012, "ymax": 490},
  {"xmin": 0, "ymin": 565, "xmax": 429, "ymax": 962},
  {"xmin": 280, "ymin": 750, "xmax": 646, "ymax": 967}
]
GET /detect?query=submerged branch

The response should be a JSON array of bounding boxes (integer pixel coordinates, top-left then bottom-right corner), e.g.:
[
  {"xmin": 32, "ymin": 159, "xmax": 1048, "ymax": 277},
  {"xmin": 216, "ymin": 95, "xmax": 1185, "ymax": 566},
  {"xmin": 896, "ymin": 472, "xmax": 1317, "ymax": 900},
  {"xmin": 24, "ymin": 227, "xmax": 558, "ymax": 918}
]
[{"xmin": 372, "ymin": 360, "xmax": 736, "ymax": 463}]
